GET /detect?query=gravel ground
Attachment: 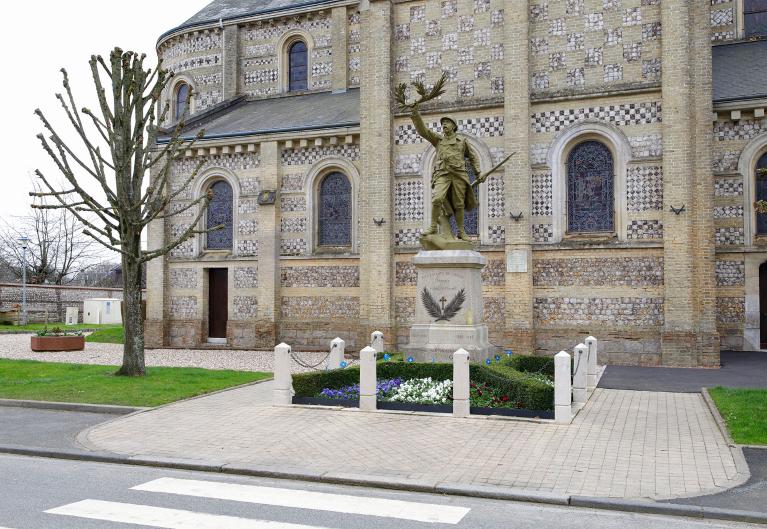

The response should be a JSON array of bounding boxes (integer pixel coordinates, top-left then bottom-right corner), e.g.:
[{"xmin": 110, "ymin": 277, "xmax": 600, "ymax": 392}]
[{"xmin": 0, "ymin": 334, "xmax": 336, "ymax": 374}]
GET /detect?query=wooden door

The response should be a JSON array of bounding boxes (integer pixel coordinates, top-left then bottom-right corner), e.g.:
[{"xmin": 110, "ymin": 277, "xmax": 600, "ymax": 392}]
[{"xmin": 209, "ymin": 268, "xmax": 228, "ymax": 339}]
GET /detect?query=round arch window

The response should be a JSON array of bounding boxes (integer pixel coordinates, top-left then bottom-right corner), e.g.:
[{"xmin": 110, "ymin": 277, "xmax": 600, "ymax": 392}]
[
  {"xmin": 756, "ymin": 152, "xmax": 767, "ymax": 234},
  {"xmin": 566, "ymin": 140, "xmax": 614, "ymax": 233},
  {"xmin": 175, "ymin": 82, "xmax": 190, "ymax": 121},
  {"xmin": 288, "ymin": 41, "xmax": 308, "ymax": 91},
  {"xmin": 206, "ymin": 180, "xmax": 233, "ymax": 250},
  {"xmin": 318, "ymin": 172, "xmax": 351, "ymax": 247}
]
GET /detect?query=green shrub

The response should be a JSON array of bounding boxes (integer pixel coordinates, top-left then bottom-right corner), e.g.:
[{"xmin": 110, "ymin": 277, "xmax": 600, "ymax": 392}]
[
  {"xmin": 502, "ymin": 354, "xmax": 555, "ymax": 377},
  {"xmin": 292, "ymin": 366, "xmax": 362, "ymax": 397},
  {"xmin": 292, "ymin": 359, "xmax": 554, "ymax": 411}
]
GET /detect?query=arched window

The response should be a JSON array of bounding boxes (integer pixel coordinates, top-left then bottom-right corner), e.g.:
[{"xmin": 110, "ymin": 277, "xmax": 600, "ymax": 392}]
[
  {"xmin": 175, "ymin": 82, "xmax": 190, "ymax": 121},
  {"xmin": 288, "ymin": 41, "xmax": 308, "ymax": 91},
  {"xmin": 745, "ymin": 0, "xmax": 767, "ymax": 37},
  {"xmin": 318, "ymin": 172, "xmax": 351, "ymax": 247},
  {"xmin": 567, "ymin": 140, "xmax": 614, "ymax": 233},
  {"xmin": 756, "ymin": 152, "xmax": 767, "ymax": 234},
  {"xmin": 206, "ymin": 180, "xmax": 233, "ymax": 250}
]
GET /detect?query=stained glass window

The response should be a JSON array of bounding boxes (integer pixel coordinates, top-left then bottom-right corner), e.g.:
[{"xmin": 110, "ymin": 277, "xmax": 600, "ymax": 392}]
[
  {"xmin": 289, "ymin": 41, "xmax": 308, "ymax": 91},
  {"xmin": 567, "ymin": 140, "xmax": 614, "ymax": 233},
  {"xmin": 448, "ymin": 157, "xmax": 479, "ymax": 236},
  {"xmin": 745, "ymin": 0, "xmax": 767, "ymax": 37},
  {"xmin": 175, "ymin": 83, "xmax": 189, "ymax": 120},
  {"xmin": 206, "ymin": 180, "xmax": 233, "ymax": 250},
  {"xmin": 318, "ymin": 172, "xmax": 352, "ymax": 246},
  {"xmin": 756, "ymin": 152, "xmax": 767, "ymax": 234}
]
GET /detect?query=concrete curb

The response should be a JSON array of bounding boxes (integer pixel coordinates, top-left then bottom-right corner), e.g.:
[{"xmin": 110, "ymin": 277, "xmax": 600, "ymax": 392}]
[
  {"xmin": 0, "ymin": 399, "xmax": 147, "ymax": 415},
  {"xmin": 1, "ymin": 444, "xmax": 766, "ymax": 525}
]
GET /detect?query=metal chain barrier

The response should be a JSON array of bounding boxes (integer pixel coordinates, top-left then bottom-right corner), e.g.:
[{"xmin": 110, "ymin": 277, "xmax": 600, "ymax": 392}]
[{"xmin": 289, "ymin": 350, "xmax": 331, "ymax": 370}]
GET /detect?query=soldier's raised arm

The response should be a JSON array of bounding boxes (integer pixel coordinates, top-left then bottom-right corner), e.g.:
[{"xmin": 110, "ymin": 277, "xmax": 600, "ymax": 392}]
[{"xmin": 410, "ymin": 106, "xmax": 441, "ymax": 147}]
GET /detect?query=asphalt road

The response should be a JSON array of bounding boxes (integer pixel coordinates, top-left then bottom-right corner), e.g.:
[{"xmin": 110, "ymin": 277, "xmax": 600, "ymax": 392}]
[
  {"xmin": 0, "ymin": 454, "xmax": 763, "ymax": 529},
  {"xmin": 598, "ymin": 351, "xmax": 767, "ymax": 392},
  {"xmin": 0, "ymin": 407, "xmax": 116, "ymax": 450}
]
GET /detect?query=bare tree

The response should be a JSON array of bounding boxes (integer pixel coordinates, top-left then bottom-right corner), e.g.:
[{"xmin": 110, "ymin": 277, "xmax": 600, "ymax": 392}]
[
  {"xmin": 33, "ymin": 48, "xmax": 213, "ymax": 376},
  {"xmin": 0, "ymin": 182, "xmax": 100, "ymax": 285}
]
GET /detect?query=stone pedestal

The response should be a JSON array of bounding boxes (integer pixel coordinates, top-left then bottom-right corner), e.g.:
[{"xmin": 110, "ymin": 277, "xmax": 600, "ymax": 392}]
[{"xmin": 403, "ymin": 250, "xmax": 494, "ymax": 362}]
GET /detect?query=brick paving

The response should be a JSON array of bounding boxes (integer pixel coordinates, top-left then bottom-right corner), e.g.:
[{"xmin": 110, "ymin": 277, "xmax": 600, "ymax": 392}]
[{"xmin": 81, "ymin": 383, "xmax": 749, "ymax": 500}]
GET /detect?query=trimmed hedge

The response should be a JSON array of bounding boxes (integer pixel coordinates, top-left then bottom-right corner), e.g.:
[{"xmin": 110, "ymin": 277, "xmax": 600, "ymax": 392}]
[
  {"xmin": 292, "ymin": 357, "xmax": 554, "ymax": 411},
  {"xmin": 477, "ymin": 364, "xmax": 553, "ymax": 411},
  {"xmin": 502, "ymin": 355, "xmax": 555, "ymax": 377}
]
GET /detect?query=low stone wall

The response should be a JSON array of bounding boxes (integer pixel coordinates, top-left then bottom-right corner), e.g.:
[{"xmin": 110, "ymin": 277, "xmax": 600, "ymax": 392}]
[{"xmin": 0, "ymin": 283, "xmax": 144, "ymax": 324}]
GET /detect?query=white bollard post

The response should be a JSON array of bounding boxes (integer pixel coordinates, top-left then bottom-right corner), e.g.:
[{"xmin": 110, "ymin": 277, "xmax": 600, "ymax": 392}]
[
  {"xmin": 452, "ymin": 348, "xmax": 470, "ymax": 418},
  {"xmin": 370, "ymin": 331, "xmax": 384, "ymax": 354},
  {"xmin": 329, "ymin": 337, "xmax": 345, "ymax": 369},
  {"xmin": 585, "ymin": 336, "xmax": 598, "ymax": 391},
  {"xmin": 273, "ymin": 343, "xmax": 294, "ymax": 406},
  {"xmin": 572, "ymin": 343, "xmax": 588, "ymax": 407},
  {"xmin": 359, "ymin": 346, "xmax": 377, "ymax": 411},
  {"xmin": 554, "ymin": 351, "xmax": 572, "ymax": 424}
]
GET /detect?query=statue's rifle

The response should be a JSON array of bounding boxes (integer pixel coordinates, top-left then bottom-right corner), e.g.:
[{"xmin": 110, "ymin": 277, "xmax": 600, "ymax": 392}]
[{"xmin": 471, "ymin": 152, "xmax": 516, "ymax": 189}]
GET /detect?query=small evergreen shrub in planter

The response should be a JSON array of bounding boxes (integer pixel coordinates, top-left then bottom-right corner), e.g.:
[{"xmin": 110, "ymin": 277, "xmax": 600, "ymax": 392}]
[{"xmin": 31, "ymin": 327, "xmax": 85, "ymax": 352}]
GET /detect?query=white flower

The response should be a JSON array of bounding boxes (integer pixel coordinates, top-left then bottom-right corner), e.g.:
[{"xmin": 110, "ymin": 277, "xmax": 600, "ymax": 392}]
[{"xmin": 388, "ymin": 378, "xmax": 453, "ymax": 404}]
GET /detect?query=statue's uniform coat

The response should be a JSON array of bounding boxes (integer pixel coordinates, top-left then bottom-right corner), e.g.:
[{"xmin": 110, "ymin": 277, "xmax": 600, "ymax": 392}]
[{"xmin": 411, "ymin": 111, "xmax": 480, "ymax": 215}]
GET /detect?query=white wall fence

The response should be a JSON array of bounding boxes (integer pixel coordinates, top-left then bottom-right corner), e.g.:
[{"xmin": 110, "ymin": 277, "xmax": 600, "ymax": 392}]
[{"xmin": 274, "ymin": 331, "xmax": 601, "ymax": 424}]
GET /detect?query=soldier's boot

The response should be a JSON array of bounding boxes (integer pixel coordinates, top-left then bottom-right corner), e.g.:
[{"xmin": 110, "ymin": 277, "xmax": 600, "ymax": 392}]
[
  {"xmin": 422, "ymin": 203, "xmax": 441, "ymax": 236},
  {"xmin": 455, "ymin": 207, "xmax": 470, "ymax": 240}
]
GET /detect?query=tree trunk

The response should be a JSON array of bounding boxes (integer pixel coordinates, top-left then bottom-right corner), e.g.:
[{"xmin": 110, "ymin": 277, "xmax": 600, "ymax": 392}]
[{"xmin": 116, "ymin": 250, "xmax": 145, "ymax": 376}]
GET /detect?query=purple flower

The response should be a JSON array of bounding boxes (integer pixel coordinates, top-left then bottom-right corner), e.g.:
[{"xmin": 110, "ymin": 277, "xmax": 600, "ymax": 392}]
[{"xmin": 319, "ymin": 378, "xmax": 403, "ymax": 400}]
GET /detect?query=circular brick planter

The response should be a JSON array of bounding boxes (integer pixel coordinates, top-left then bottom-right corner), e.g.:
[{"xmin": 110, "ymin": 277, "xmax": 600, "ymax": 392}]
[{"xmin": 30, "ymin": 335, "xmax": 85, "ymax": 352}]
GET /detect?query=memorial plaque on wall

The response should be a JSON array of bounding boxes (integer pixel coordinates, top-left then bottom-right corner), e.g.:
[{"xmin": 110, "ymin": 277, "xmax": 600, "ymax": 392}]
[{"xmin": 507, "ymin": 249, "xmax": 528, "ymax": 273}]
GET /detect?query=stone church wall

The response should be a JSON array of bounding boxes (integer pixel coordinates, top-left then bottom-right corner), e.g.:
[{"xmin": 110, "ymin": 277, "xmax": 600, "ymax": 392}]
[
  {"xmin": 148, "ymin": 0, "xmax": 764, "ymax": 363},
  {"xmin": 158, "ymin": 28, "xmax": 224, "ymax": 115}
]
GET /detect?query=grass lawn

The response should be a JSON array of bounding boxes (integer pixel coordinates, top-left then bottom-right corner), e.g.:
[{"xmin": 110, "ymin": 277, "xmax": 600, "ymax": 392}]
[
  {"xmin": 0, "ymin": 323, "xmax": 119, "ymax": 332},
  {"xmin": 0, "ymin": 359, "xmax": 271, "ymax": 407},
  {"xmin": 709, "ymin": 387, "xmax": 767, "ymax": 445},
  {"xmin": 85, "ymin": 326, "xmax": 124, "ymax": 344}
]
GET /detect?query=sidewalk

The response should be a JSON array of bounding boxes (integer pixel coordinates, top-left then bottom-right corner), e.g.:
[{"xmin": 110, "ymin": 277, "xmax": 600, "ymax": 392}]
[{"xmin": 78, "ymin": 380, "xmax": 749, "ymax": 501}]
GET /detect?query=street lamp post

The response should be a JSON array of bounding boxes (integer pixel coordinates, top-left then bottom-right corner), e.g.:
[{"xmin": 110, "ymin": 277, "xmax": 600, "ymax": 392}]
[{"xmin": 18, "ymin": 236, "xmax": 29, "ymax": 326}]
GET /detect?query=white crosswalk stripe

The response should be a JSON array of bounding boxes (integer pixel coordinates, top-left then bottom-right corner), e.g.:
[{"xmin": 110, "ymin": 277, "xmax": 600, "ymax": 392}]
[
  {"xmin": 132, "ymin": 477, "xmax": 469, "ymax": 524},
  {"xmin": 45, "ymin": 500, "xmax": 335, "ymax": 529},
  {"xmin": 45, "ymin": 477, "xmax": 472, "ymax": 528}
]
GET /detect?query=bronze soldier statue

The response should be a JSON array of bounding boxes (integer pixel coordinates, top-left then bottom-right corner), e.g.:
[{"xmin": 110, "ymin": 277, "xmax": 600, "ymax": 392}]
[
  {"xmin": 395, "ymin": 73, "xmax": 514, "ymax": 250},
  {"xmin": 410, "ymin": 108, "xmax": 480, "ymax": 241}
]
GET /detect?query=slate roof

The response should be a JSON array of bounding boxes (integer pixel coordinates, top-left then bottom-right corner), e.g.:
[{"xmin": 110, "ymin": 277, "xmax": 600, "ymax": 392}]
[
  {"xmin": 161, "ymin": 0, "xmax": 338, "ymax": 40},
  {"xmin": 159, "ymin": 88, "xmax": 360, "ymax": 142},
  {"xmin": 713, "ymin": 39, "xmax": 767, "ymax": 103}
]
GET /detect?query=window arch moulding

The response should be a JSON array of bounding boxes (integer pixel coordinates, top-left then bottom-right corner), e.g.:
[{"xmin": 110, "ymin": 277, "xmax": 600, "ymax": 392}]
[
  {"xmin": 170, "ymin": 76, "xmax": 195, "ymax": 123},
  {"xmin": 419, "ymin": 135, "xmax": 494, "ymax": 245},
  {"xmin": 192, "ymin": 167, "xmax": 241, "ymax": 256},
  {"xmin": 304, "ymin": 157, "xmax": 360, "ymax": 254},
  {"xmin": 277, "ymin": 30, "xmax": 314, "ymax": 93},
  {"xmin": 547, "ymin": 121, "xmax": 631, "ymax": 243},
  {"xmin": 739, "ymin": 132, "xmax": 767, "ymax": 246}
]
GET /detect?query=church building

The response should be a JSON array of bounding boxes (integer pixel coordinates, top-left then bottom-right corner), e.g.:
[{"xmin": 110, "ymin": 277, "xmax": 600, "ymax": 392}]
[{"xmin": 145, "ymin": 0, "xmax": 767, "ymax": 366}]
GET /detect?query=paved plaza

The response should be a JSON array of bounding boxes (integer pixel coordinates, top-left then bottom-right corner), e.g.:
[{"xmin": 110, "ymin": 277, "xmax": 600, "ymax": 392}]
[{"xmin": 81, "ymin": 380, "xmax": 749, "ymax": 501}]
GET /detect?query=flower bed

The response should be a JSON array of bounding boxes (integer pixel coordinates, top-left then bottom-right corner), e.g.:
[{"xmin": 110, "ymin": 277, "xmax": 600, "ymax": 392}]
[{"xmin": 291, "ymin": 354, "xmax": 555, "ymax": 416}]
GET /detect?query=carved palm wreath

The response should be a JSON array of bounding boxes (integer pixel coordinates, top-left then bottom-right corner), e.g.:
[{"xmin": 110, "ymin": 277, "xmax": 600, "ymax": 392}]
[{"xmin": 421, "ymin": 288, "xmax": 466, "ymax": 322}]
